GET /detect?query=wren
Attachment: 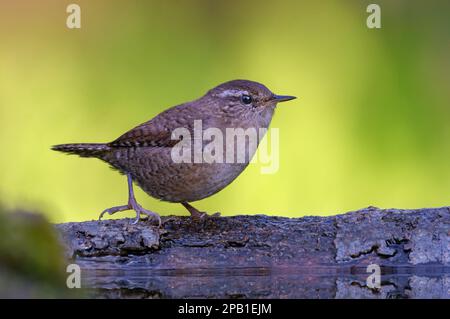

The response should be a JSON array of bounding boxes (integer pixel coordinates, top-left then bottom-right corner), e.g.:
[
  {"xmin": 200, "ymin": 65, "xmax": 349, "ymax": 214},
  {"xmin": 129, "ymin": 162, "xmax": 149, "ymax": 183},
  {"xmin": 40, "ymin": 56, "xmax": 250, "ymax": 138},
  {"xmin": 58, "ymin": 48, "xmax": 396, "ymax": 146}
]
[{"xmin": 53, "ymin": 80, "xmax": 296, "ymax": 226}]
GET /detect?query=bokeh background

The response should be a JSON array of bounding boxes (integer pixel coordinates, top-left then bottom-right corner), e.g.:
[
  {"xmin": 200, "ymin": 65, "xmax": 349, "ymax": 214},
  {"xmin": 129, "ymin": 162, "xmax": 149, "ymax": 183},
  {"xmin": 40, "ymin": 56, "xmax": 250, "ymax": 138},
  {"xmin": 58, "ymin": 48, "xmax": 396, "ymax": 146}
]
[{"xmin": 0, "ymin": 0, "xmax": 449, "ymax": 222}]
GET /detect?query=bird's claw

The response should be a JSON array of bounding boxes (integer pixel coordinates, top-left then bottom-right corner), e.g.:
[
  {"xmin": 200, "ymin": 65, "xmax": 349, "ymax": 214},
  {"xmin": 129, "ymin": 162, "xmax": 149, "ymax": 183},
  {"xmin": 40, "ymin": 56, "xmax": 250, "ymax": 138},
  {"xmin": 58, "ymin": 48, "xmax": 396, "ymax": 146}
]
[
  {"xmin": 98, "ymin": 202, "xmax": 161, "ymax": 227},
  {"xmin": 98, "ymin": 204, "xmax": 130, "ymax": 221},
  {"xmin": 192, "ymin": 211, "xmax": 221, "ymax": 220},
  {"xmin": 132, "ymin": 203, "xmax": 162, "ymax": 227}
]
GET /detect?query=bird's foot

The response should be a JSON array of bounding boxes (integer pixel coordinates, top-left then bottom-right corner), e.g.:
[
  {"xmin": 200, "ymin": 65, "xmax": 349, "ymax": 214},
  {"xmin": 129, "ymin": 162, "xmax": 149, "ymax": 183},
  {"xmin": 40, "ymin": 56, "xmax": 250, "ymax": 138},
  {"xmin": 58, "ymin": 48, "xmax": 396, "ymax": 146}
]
[
  {"xmin": 199, "ymin": 211, "xmax": 221, "ymax": 218},
  {"xmin": 190, "ymin": 211, "xmax": 221, "ymax": 220},
  {"xmin": 98, "ymin": 204, "xmax": 130, "ymax": 220},
  {"xmin": 130, "ymin": 201, "xmax": 162, "ymax": 226},
  {"xmin": 98, "ymin": 199, "xmax": 161, "ymax": 227}
]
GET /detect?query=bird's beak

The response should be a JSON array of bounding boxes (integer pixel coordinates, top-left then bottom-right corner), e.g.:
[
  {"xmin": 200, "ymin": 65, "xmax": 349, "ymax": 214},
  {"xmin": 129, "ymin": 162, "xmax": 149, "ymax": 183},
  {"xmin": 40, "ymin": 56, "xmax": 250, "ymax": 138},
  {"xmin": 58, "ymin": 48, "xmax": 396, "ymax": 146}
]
[{"xmin": 272, "ymin": 94, "xmax": 297, "ymax": 102}]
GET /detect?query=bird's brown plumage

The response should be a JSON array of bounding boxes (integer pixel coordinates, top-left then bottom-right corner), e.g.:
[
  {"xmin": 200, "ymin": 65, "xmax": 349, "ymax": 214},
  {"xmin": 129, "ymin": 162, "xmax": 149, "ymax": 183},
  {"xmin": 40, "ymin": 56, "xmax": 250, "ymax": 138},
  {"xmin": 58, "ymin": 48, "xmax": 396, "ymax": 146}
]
[{"xmin": 53, "ymin": 79, "xmax": 295, "ymax": 205}]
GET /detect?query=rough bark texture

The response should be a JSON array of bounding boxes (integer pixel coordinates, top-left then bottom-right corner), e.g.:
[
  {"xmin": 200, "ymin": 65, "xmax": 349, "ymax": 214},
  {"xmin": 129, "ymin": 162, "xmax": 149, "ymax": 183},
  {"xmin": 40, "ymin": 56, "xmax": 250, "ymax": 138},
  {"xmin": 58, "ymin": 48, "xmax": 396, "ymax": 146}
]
[{"xmin": 56, "ymin": 206, "xmax": 450, "ymax": 298}]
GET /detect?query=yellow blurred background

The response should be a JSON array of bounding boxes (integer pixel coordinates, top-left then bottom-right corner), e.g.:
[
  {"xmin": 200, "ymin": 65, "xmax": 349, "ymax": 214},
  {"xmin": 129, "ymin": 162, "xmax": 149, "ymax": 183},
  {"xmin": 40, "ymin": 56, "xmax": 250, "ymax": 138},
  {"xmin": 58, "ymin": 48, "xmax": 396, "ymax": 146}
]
[{"xmin": 0, "ymin": 0, "xmax": 449, "ymax": 222}]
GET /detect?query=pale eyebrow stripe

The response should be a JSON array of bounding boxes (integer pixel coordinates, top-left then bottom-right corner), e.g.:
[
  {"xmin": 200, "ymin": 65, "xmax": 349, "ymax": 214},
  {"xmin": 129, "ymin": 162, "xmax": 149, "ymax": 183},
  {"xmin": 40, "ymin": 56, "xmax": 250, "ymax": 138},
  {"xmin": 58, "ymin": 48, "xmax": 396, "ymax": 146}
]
[{"xmin": 217, "ymin": 89, "xmax": 249, "ymax": 98}]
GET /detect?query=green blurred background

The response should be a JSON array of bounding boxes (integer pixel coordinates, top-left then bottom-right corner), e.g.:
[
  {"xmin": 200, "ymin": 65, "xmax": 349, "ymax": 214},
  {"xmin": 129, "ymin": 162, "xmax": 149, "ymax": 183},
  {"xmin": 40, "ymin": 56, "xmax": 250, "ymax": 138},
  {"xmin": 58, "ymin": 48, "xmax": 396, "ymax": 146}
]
[{"xmin": 0, "ymin": 0, "xmax": 449, "ymax": 222}]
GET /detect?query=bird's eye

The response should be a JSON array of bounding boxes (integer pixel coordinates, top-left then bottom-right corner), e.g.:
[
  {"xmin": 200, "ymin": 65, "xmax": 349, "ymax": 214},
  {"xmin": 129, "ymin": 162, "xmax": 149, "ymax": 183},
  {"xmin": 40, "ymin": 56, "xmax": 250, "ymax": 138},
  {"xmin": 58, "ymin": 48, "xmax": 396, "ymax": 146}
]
[{"xmin": 241, "ymin": 94, "xmax": 252, "ymax": 105}]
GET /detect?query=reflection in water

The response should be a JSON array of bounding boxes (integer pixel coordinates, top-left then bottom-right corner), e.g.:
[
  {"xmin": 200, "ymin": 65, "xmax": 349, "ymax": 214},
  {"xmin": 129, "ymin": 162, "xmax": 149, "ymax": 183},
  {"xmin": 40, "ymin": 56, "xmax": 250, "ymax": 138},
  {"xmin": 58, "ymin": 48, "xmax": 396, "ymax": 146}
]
[{"xmin": 81, "ymin": 268, "xmax": 450, "ymax": 299}]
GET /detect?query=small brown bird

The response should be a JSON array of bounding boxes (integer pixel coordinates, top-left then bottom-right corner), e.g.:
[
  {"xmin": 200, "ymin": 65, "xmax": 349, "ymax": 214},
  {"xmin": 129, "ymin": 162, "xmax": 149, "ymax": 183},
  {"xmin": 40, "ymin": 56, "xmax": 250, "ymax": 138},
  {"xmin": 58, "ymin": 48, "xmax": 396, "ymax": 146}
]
[{"xmin": 53, "ymin": 80, "xmax": 296, "ymax": 225}]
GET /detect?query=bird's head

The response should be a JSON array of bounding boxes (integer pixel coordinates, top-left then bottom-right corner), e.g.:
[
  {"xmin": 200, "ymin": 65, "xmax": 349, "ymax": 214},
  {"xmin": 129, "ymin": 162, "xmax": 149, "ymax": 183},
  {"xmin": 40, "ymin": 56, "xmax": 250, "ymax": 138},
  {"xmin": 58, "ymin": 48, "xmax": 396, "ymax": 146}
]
[{"xmin": 204, "ymin": 79, "xmax": 296, "ymax": 125}]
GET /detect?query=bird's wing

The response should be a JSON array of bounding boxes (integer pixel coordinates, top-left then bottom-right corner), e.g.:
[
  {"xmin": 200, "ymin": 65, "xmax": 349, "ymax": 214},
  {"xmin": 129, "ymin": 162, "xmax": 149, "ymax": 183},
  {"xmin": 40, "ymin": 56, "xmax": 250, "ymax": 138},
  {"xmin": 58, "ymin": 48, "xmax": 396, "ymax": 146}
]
[
  {"xmin": 109, "ymin": 121, "xmax": 177, "ymax": 148},
  {"xmin": 108, "ymin": 103, "xmax": 206, "ymax": 148}
]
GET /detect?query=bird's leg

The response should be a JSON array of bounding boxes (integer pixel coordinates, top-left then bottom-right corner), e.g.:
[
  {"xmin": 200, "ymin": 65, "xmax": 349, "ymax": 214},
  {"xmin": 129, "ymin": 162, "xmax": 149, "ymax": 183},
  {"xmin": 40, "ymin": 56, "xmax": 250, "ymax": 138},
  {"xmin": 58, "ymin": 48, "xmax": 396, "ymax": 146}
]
[
  {"xmin": 98, "ymin": 174, "xmax": 161, "ymax": 226},
  {"xmin": 181, "ymin": 202, "xmax": 204, "ymax": 219},
  {"xmin": 181, "ymin": 202, "xmax": 220, "ymax": 219}
]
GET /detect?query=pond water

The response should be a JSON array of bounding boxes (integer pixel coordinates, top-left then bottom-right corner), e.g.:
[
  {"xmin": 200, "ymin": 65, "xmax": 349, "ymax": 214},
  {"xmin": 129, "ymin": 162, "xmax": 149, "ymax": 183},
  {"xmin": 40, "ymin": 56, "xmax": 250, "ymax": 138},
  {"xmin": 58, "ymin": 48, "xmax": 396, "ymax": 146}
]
[{"xmin": 80, "ymin": 266, "xmax": 450, "ymax": 299}]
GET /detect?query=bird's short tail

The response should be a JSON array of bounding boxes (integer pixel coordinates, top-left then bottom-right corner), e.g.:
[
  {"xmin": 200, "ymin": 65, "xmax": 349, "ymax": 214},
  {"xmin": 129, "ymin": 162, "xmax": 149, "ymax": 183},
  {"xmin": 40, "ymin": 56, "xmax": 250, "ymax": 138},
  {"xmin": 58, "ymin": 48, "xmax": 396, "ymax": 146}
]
[{"xmin": 51, "ymin": 143, "xmax": 111, "ymax": 158}]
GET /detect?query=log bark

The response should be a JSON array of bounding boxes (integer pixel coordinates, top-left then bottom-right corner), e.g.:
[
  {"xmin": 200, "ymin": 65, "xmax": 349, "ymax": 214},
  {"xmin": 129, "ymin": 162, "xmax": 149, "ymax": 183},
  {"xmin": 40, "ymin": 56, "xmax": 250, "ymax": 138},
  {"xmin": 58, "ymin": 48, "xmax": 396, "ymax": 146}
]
[{"xmin": 56, "ymin": 206, "xmax": 450, "ymax": 298}]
